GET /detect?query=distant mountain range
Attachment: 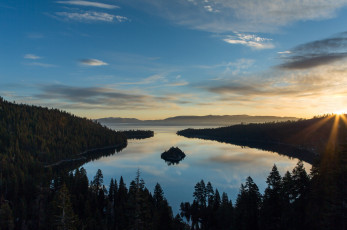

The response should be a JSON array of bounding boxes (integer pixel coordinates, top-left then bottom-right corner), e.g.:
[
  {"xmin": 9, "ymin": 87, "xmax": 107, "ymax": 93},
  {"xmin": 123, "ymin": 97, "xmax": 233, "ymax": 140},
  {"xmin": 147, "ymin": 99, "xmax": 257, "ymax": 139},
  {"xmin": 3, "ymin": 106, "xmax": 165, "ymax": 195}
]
[{"xmin": 97, "ymin": 115, "xmax": 299, "ymax": 126}]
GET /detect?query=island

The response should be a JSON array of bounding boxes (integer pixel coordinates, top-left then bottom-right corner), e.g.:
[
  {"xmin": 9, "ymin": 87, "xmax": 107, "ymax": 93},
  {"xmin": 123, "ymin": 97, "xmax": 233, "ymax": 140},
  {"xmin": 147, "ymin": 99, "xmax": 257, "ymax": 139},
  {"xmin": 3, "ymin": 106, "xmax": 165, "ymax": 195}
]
[
  {"xmin": 161, "ymin": 147, "xmax": 186, "ymax": 165},
  {"xmin": 121, "ymin": 130, "xmax": 154, "ymax": 139}
]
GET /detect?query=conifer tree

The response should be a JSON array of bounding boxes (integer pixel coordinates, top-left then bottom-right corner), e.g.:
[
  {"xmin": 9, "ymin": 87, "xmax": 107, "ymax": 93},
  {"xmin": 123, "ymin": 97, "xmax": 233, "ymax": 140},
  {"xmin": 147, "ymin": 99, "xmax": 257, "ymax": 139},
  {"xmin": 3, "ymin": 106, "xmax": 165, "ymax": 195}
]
[
  {"xmin": 51, "ymin": 184, "xmax": 77, "ymax": 230},
  {"xmin": 235, "ymin": 177, "xmax": 261, "ymax": 230},
  {"xmin": 260, "ymin": 164, "xmax": 283, "ymax": 230}
]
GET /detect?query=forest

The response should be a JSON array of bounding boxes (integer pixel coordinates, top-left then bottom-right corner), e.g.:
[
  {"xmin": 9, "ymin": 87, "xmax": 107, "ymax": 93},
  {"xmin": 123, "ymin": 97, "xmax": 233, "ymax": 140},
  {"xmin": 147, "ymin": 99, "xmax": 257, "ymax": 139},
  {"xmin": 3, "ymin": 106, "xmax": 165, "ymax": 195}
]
[
  {"xmin": 177, "ymin": 115, "xmax": 347, "ymax": 163},
  {"xmin": 0, "ymin": 97, "xmax": 147, "ymax": 229},
  {"xmin": 0, "ymin": 97, "xmax": 346, "ymax": 230}
]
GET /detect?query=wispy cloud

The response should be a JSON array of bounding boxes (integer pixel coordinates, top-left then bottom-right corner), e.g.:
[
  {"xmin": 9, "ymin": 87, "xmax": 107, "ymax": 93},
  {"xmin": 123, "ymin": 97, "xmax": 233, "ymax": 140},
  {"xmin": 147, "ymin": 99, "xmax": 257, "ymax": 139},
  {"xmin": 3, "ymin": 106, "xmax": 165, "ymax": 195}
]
[
  {"xmin": 24, "ymin": 54, "xmax": 41, "ymax": 60},
  {"xmin": 223, "ymin": 33, "xmax": 274, "ymax": 49},
  {"xmin": 29, "ymin": 84, "xmax": 191, "ymax": 111},
  {"xmin": 197, "ymin": 58, "xmax": 254, "ymax": 77},
  {"xmin": 278, "ymin": 31, "xmax": 347, "ymax": 69},
  {"xmin": 129, "ymin": 0, "xmax": 347, "ymax": 33},
  {"xmin": 111, "ymin": 74, "xmax": 166, "ymax": 86},
  {"xmin": 200, "ymin": 58, "xmax": 347, "ymax": 115},
  {"xmin": 80, "ymin": 59, "xmax": 108, "ymax": 66},
  {"xmin": 115, "ymin": 15, "xmax": 128, "ymax": 22},
  {"xmin": 165, "ymin": 81, "xmax": 189, "ymax": 87},
  {"xmin": 56, "ymin": 11, "xmax": 125, "ymax": 22},
  {"xmin": 141, "ymin": 74, "xmax": 166, "ymax": 84},
  {"xmin": 278, "ymin": 51, "xmax": 291, "ymax": 54},
  {"xmin": 56, "ymin": 1, "xmax": 119, "ymax": 9},
  {"xmin": 204, "ymin": 5, "xmax": 219, "ymax": 13}
]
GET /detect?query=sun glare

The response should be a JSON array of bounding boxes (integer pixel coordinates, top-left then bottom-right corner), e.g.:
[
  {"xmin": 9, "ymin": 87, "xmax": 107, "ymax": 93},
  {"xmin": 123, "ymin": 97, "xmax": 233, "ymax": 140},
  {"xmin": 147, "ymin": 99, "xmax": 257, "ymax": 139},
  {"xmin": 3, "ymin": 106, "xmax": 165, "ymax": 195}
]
[{"xmin": 334, "ymin": 110, "xmax": 346, "ymax": 115}]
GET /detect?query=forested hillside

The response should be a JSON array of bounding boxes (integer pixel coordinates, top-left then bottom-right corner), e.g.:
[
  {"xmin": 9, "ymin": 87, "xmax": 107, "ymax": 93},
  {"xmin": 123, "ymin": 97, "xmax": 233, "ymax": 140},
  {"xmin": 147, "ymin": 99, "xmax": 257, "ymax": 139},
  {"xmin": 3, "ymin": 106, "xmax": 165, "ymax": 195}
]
[
  {"xmin": 0, "ymin": 97, "xmax": 127, "ymax": 163},
  {"xmin": 0, "ymin": 97, "xmax": 128, "ymax": 229},
  {"xmin": 178, "ymin": 114, "xmax": 347, "ymax": 163}
]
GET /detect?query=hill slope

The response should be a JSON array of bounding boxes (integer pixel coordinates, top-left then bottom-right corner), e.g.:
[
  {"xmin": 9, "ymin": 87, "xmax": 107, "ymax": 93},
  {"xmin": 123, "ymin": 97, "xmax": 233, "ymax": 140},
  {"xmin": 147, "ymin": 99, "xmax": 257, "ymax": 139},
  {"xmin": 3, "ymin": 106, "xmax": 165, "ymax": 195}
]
[
  {"xmin": 0, "ymin": 97, "xmax": 128, "ymax": 220},
  {"xmin": 0, "ymin": 97, "xmax": 127, "ymax": 164},
  {"xmin": 177, "ymin": 115, "xmax": 347, "ymax": 163}
]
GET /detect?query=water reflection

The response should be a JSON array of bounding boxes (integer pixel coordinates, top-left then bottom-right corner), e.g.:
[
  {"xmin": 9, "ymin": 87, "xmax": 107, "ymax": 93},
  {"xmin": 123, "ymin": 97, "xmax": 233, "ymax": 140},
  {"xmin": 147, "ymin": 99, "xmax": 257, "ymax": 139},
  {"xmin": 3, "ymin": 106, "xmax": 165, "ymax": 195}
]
[{"xmin": 83, "ymin": 124, "xmax": 311, "ymax": 214}]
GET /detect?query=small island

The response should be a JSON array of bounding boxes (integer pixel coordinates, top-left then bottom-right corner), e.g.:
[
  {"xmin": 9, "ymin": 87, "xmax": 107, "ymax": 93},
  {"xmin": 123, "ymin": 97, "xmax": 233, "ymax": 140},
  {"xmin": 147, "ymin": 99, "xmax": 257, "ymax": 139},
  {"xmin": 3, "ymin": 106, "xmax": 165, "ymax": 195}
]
[
  {"xmin": 121, "ymin": 130, "xmax": 154, "ymax": 139},
  {"xmin": 161, "ymin": 147, "xmax": 186, "ymax": 165}
]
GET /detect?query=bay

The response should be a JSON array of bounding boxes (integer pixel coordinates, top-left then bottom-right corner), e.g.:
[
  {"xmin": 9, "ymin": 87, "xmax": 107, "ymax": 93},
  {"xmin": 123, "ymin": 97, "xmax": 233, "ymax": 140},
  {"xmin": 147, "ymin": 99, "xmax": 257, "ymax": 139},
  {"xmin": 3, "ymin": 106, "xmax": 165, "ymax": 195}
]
[{"xmin": 83, "ymin": 124, "xmax": 311, "ymax": 214}]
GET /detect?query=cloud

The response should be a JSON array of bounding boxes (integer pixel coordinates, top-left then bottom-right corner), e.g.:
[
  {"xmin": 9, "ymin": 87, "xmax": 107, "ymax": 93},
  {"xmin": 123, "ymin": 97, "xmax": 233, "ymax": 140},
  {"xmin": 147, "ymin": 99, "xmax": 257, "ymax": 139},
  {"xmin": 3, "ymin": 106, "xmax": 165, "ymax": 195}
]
[
  {"xmin": 197, "ymin": 58, "xmax": 255, "ymax": 77},
  {"xmin": 278, "ymin": 51, "xmax": 291, "ymax": 54},
  {"xmin": 123, "ymin": 0, "xmax": 347, "ymax": 33},
  {"xmin": 141, "ymin": 74, "xmax": 165, "ymax": 83},
  {"xmin": 278, "ymin": 32, "xmax": 347, "ymax": 69},
  {"xmin": 223, "ymin": 33, "xmax": 274, "ymax": 49},
  {"xmin": 279, "ymin": 53, "xmax": 347, "ymax": 69},
  {"xmin": 56, "ymin": 1, "xmax": 119, "ymax": 9},
  {"xmin": 30, "ymin": 84, "xmax": 191, "ymax": 111},
  {"xmin": 165, "ymin": 81, "xmax": 189, "ymax": 87},
  {"xmin": 201, "ymin": 58, "xmax": 347, "ymax": 115},
  {"xmin": 204, "ymin": 5, "xmax": 219, "ymax": 13},
  {"xmin": 111, "ymin": 74, "xmax": 166, "ymax": 86},
  {"xmin": 200, "ymin": 31, "xmax": 347, "ymax": 112},
  {"xmin": 55, "ymin": 0, "xmax": 128, "ymax": 23},
  {"xmin": 24, "ymin": 54, "xmax": 41, "ymax": 60},
  {"xmin": 80, "ymin": 59, "xmax": 108, "ymax": 66},
  {"xmin": 56, "ymin": 11, "xmax": 118, "ymax": 22}
]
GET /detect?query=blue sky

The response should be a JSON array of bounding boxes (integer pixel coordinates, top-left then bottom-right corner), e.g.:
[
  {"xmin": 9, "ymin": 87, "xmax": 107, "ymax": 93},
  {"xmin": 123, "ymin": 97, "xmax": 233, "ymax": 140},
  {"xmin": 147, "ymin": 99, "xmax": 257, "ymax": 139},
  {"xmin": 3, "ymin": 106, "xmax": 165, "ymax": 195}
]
[{"xmin": 1, "ymin": 0, "xmax": 347, "ymax": 119}]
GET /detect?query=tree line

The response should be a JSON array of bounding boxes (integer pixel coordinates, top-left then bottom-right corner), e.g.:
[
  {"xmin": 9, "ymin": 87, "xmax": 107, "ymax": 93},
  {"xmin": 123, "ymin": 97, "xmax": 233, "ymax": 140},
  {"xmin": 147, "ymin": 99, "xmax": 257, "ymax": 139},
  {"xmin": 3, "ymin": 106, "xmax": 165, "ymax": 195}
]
[
  {"xmin": 0, "ymin": 168, "xmax": 188, "ymax": 230},
  {"xmin": 177, "ymin": 114, "xmax": 347, "ymax": 163},
  {"xmin": 179, "ymin": 144, "xmax": 346, "ymax": 230}
]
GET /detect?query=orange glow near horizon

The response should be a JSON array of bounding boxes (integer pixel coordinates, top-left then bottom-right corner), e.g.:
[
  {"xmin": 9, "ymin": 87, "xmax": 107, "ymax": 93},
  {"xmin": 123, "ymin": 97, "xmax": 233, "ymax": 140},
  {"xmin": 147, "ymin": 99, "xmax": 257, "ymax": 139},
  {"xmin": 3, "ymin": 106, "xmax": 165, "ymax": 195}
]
[
  {"xmin": 288, "ymin": 115, "xmax": 333, "ymax": 143},
  {"xmin": 326, "ymin": 115, "xmax": 340, "ymax": 151}
]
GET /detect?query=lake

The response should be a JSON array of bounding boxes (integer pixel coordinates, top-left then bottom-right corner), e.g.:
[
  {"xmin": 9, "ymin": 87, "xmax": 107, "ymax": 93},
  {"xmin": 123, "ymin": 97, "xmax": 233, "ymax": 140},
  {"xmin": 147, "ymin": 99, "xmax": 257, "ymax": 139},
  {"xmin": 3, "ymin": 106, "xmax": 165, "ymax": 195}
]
[{"xmin": 83, "ymin": 124, "xmax": 312, "ymax": 214}]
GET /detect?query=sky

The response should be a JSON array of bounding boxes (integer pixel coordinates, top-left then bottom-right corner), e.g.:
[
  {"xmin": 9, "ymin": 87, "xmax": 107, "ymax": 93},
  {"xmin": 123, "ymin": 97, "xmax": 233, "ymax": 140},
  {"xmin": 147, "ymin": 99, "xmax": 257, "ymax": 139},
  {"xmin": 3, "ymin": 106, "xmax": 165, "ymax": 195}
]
[{"xmin": 1, "ymin": 0, "xmax": 347, "ymax": 119}]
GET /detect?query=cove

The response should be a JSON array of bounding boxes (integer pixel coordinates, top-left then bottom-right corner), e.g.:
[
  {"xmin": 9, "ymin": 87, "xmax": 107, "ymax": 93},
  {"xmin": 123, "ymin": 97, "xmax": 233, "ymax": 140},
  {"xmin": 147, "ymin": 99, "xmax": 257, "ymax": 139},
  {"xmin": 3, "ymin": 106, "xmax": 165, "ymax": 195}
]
[{"xmin": 82, "ymin": 124, "xmax": 311, "ymax": 214}]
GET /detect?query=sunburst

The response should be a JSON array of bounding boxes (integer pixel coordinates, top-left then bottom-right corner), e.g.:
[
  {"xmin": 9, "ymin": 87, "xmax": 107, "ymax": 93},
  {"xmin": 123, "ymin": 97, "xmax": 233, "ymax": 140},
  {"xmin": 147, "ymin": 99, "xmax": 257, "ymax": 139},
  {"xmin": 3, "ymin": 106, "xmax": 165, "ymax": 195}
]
[{"xmin": 288, "ymin": 114, "xmax": 347, "ymax": 154}]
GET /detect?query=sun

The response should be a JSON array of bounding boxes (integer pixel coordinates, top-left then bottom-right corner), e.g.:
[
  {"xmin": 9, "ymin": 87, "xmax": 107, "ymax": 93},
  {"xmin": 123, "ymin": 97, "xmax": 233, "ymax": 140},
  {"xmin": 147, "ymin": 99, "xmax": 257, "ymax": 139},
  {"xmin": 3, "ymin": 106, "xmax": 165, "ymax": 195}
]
[{"xmin": 334, "ymin": 110, "xmax": 346, "ymax": 115}]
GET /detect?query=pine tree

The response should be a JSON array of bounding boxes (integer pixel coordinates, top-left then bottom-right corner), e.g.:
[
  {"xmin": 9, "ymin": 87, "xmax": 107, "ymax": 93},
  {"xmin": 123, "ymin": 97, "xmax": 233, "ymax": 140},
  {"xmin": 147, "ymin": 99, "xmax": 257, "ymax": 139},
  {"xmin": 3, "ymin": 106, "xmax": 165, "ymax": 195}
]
[
  {"xmin": 291, "ymin": 161, "xmax": 310, "ymax": 230},
  {"xmin": 260, "ymin": 164, "xmax": 283, "ymax": 230},
  {"xmin": 153, "ymin": 183, "xmax": 164, "ymax": 208},
  {"xmin": 235, "ymin": 177, "xmax": 261, "ymax": 230},
  {"xmin": 109, "ymin": 178, "xmax": 115, "ymax": 202},
  {"xmin": 193, "ymin": 180, "xmax": 206, "ymax": 207},
  {"xmin": 51, "ymin": 184, "xmax": 77, "ymax": 230},
  {"xmin": 91, "ymin": 169, "xmax": 103, "ymax": 194},
  {"xmin": 206, "ymin": 182, "xmax": 214, "ymax": 207}
]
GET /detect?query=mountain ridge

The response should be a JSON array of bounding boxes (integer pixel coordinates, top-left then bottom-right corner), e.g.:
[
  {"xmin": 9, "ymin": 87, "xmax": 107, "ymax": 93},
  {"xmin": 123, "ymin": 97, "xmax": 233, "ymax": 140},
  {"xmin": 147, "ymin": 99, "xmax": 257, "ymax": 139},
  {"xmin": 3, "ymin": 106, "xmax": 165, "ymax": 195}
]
[{"xmin": 97, "ymin": 115, "xmax": 299, "ymax": 126}]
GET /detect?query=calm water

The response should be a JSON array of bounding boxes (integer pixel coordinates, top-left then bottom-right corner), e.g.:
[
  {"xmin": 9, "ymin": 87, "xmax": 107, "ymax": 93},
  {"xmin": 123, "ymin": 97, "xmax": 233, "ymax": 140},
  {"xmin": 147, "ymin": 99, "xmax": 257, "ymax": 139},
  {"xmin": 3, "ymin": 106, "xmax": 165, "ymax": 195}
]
[{"xmin": 83, "ymin": 124, "xmax": 311, "ymax": 214}]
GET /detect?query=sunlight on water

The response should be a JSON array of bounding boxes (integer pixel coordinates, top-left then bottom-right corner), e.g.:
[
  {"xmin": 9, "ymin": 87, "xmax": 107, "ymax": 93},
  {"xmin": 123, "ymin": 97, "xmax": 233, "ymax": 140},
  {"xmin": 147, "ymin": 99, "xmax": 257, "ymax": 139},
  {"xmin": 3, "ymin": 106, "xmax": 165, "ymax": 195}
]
[{"xmin": 83, "ymin": 125, "xmax": 311, "ymax": 214}]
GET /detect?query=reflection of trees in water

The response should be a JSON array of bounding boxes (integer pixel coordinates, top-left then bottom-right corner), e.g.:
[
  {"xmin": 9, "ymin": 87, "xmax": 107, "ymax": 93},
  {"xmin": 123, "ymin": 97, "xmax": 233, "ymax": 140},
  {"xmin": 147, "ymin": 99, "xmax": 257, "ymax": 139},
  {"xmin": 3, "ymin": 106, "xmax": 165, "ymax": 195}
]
[
  {"xmin": 48, "ymin": 144, "xmax": 126, "ymax": 172},
  {"xmin": 162, "ymin": 157, "xmax": 186, "ymax": 166},
  {"xmin": 178, "ymin": 134, "xmax": 315, "ymax": 164}
]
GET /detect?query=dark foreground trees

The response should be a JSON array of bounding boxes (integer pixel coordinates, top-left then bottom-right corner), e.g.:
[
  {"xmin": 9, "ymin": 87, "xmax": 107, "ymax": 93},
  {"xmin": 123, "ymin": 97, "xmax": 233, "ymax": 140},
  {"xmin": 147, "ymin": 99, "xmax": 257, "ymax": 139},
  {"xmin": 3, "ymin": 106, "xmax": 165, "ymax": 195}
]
[
  {"xmin": 180, "ymin": 154, "xmax": 345, "ymax": 230},
  {"xmin": 12, "ymin": 168, "xmax": 188, "ymax": 230},
  {"xmin": 0, "ymin": 154, "xmax": 345, "ymax": 230}
]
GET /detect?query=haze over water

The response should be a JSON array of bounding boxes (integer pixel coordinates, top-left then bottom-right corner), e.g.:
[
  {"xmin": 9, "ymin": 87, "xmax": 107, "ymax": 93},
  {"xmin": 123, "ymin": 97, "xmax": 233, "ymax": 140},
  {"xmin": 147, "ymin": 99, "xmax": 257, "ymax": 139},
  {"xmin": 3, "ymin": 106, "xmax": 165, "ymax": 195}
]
[{"xmin": 83, "ymin": 124, "xmax": 311, "ymax": 214}]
